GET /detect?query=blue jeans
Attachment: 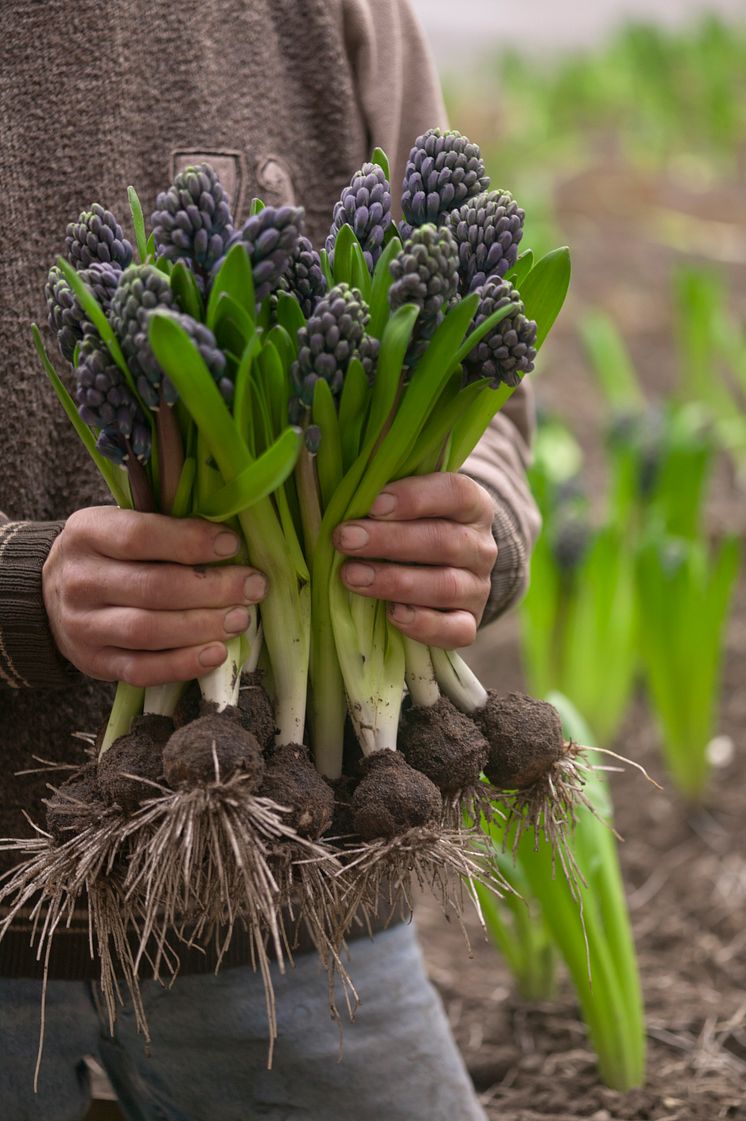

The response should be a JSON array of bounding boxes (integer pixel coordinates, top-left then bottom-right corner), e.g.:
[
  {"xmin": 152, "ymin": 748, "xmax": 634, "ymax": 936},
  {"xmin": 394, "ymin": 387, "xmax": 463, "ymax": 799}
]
[{"xmin": 0, "ymin": 924, "xmax": 487, "ymax": 1121}]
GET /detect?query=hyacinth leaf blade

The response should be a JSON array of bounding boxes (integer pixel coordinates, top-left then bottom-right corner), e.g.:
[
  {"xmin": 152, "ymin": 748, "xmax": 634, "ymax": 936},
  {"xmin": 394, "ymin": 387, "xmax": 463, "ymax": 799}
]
[
  {"xmin": 170, "ymin": 456, "xmax": 196, "ymax": 519},
  {"xmin": 207, "ymin": 243, "xmax": 255, "ymax": 330},
  {"xmin": 370, "ymin": 146, "xmax": 391, "ymax": 181},
  {"xmin": 319, "ymin": 248, "xmax": 334, "ymax": 290},
  {"xmin": 330, "ymin": 221, "xmax": 355, "ymax": 286},
  {"xmin": 397, "ymin": 375, "xmax": 477, "ymax": 478},
  {"xmin": 520, "ymin": 246, "xmax": 572, "ymax": 349},
  {"xmin": 446, "ymin": 382, "xmax": 514, "ymax": 470},
  {"xmin": 55, "ymin": 258, "xmax": 138, "ymax": 399},
  {"xmin": 452, "ymin": 298, "xmax": 523, "ymax": 369},
  {"xmin": 212, "ymin": 292, "xmax": 255, "ymax": 358},
  {"xmin": 32, "ymin": 325, "xmax": 132, "ymax": 510},
  {"xmin": 368, "ymin": 235, "xmax": 403, "ymax": 339},
  {"xmin": 363, "ymin": 303, "xmax": 420, "ymax": 444},
  {"xmin": 265, "ymin": 323, "xmax": 296, "ymax": 369},
  {"xmin": 257, "ymin": 339, "xmax": 289, "ymax": 439},
  {"xmin": 338, "ymin": 357, "xmax": 371, "ymax": 470},
  {"xmin": 274, "ymin": 290, "xmax": 306, "ymax": 338},
  {"xmin": 145, "ymin": 232, "xmax": 156, "ymax": 260},
  {"xmin": 148, "ymin": 313, "xmax": 251, "ymax": 475},
  {"xmin": 580, "ymin": 310, "xmax": 645, "ymax": 411},
  {"xmin": 195, "ymin": 427, "xmax": 304, "ymax": 520},
  {"xmin": 249, "ymin": 197, "xmax": 266, "ymax": 216},
  {"xmin": 171, "ymin": 260, "xmax": 204, "ymax": 322},
  {"xmin": 351, "ymin": 293, "xmax": 481, "ymax": 517},
  {"xmin": 127, "ymin": 186, "xmax": 148, "ymax": 264},
  {"xmin": 312, "ymin": 377, "xmax": 344, "ymax": 506},
  {"xmin": 507, "ymin": 249, "xmax": 534, "ymax": 288}
]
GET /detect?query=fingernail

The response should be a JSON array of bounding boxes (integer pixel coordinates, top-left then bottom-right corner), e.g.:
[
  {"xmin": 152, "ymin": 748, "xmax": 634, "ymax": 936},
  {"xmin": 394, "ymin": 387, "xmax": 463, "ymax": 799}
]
[
  {"xmin": 199, "ymin": 643, "xmax": 227, "ymax": 668},
  {"xmin": 370, "ymin": 492, "xmax": 397, "ymax": 517},
  {"xmin": 389, "ymin": 603, "xmax": 415, "ymax": 623},
  {"xmin": 338, "ymin": 524, "xmax": 369, "ymax": 550},
  {"xmin": 224, "ymin": 606, "xmax": 250, "ymax": 634},
  {"xmin": 244, "ymin": 573, "xmax": 268, "ymax": 602},
  {"xmin": 214, "ymin": 531, "xmax": 240, "ymax": 557},
  {"xmin": 343, "ymin": 562, "xmax": 375, "ymax": 588}
]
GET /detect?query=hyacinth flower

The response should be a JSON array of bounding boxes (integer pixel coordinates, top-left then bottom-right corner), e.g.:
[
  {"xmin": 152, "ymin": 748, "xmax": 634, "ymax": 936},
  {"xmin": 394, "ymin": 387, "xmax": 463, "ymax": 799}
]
[
  {"xmin": 400, "ymin": 127, "xmax": 490, "ymax": 239},
  {"xmin": 326, "ymin": 161, "xmax": 392, "ymax": 271},
  {"xmin": 447, "ymin": 189, "xmax": 526, "ymax": 293}
]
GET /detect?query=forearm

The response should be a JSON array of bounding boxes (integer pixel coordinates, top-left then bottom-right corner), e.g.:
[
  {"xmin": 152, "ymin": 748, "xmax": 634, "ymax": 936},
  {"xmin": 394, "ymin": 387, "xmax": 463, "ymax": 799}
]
[
  {"xmin": 461, "ymin": 380, "xmax": 541, "ymax": 624},
  {"xmin": 0, "ymin": 514, "xmax": 73, "ymax": 689}
]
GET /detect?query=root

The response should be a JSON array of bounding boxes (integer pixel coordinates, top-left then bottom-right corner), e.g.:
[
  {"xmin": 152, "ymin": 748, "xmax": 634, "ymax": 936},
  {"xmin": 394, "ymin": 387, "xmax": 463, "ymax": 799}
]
[{"xmin": 334, "ymin": 824, "xmax": 514, "ymax": 945}]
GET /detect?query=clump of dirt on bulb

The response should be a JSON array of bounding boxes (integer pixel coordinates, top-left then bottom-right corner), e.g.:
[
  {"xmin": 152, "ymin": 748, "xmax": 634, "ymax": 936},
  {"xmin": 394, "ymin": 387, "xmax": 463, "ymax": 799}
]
[
  {"xmin": 351, "ymin": 750, "xmax": 442, "ymax": 841},
  {"xmin": 399, "ymin": 697, "xmax": 489, "ymax": 795},
  {"xmin": 162, "ymin": 714, "xmax": 265, "ymax": 789},
  {"xmin": 172, "ymin": 680, "xmax": 201, "ymax": 728},
  {"xmin": 328, "ymin": 774, "xmax": 357, "ymax": 840},
  {"xmin": 477, "ymin": 692, "xmax": 565, "ymax": 790},
  {"xmin": 236, "ymin": 672, "xmax": 277, "ymax": 749},
  {"xmin": 259, "ymin": 743, "xmax": 334, "ymax": 839},
  {"xmin": 97, "ymin": 714, "xmax": 173, "ymax": 812},
  {"xmin": 45, "ymin": 763, "xmax": 105, "ymax": 842}
]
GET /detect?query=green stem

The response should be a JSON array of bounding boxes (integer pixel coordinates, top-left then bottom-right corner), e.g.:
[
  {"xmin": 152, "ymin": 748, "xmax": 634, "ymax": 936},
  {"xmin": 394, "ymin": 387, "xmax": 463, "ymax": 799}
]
[
  {"xmin": 403, "ymin": 637, "xmax": 440, "ymax": 708},
  {"xmin": 295, "ymin": 446, "xmax": 322, "ymax": 554},
  {"xmin": 156, "ymin": 403, "xmax": 185, "ymax": 514},
  {"xmin": 143, "ymin": 681, "xmax": 184, "ymax": 717},
  {"xmin": 430, "ymin": 648, "xmax": 488, "ymax": 714},
  {"xmin": 126, "ymin": 455, "xmax": 155, "ymax": 513},
  {"xmin": 99, "ymin": 683, "xmax": 144, "ymax": 756}
]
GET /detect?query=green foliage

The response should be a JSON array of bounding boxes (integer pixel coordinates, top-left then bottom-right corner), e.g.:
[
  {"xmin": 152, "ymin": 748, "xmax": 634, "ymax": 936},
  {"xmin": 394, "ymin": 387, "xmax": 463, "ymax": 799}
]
[{"xmin": 483, "ymin": 695, "xmax": 645, "ymax": 1091}]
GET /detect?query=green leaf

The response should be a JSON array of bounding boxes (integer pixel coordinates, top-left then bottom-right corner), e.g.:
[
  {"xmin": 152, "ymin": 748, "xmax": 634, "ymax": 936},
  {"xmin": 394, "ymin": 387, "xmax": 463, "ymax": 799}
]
[
  {"xmin": 452, "ymin": 299, "xmax": 522, "ymax": 370},
  {"xmin": 145, "ymin": 232, "xmax": 156, "ymax": 262},
  {"xmin": 249, "ymin": 197, "xmax": 266, "ymax": 216},
  {"xmin": 207, "ymin": 242, "xmax": 255, "ymax": 329},
  {"xmin": 171, "ymin": 260, "xmax": 205, "ymax": 322},
  {"xmin": 313, "ymin": 378, "xmax": 344, "ymax": 507},
  {"xmin": 338, "ymin": 357, "xmax": 371, "ymax": 470},
  {"xmin": 319, "ymin": 248, "xmax": 334, "ymax": 290},
  {"xmin": 127, "ymin": 186, "xmax": 148, "ymax": 264},
  {"xmin": 507, "ymin": 249, "xmax": 534, "ymax": 288},
  {"xmin": 365, "ymin": 304, "xmax": 419, "ymax": 443},
  {"xmin": 171, "ymin": 456, "xmax": 196, "ymax": 518},
  {"xmin": 331, "ymin": 223, "xmax": 357, "ymax": 287},
  {"xmin": 233, "ymin": 333, "xmax": 261, "ymax": 454},
  {"xmin": 580, "ymin": 310, "xmax": 644, "ymax": 411},
  {"xmin": 148, "ymin": 312, "xmax": 251, "ymax": 478},
  {"xmin": 370, "ymin": 146, "xmax": 391, "ymax": 181},
  {"xmin": 274, "ymin": 290, "xmax": 306, "ymax": 339},
  {"xmin": 212, "ymin": 291, "xmax": 255, "ymax": 348},
  {"xmin": 257, "ymin": 338, "xmax": 289, "ymax": 439},
  {"xmin": 32, "ymin": 325, "xmax": 132, "ymax": 508},
  {"xmin": 368, "ymin": 236, "xmax": 402, "ymax": 339},
  {"xmin": 521, "ymin": 246, "xmax": 572, "ymax": 349},
  {"xmin": 195, "ymin": 427, "xmax": 303, "ymax": 519}
]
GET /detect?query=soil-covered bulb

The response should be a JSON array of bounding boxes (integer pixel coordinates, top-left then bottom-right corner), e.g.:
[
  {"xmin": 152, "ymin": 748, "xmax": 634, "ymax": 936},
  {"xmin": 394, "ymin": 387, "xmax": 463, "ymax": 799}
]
[
  {"xmin": 401, "ymin": 128, "xmax": 489, "ymax": 236},
  {"xmin": 278, "ymin": 234, "xmax": 327, "ymax": 318},
  {"xmin": 152, "ymin": 164, "xmax": 234, "ymax": 273},
  {"xmin": 389, "ymin": 224, "xmax": 459, "ymax": 365},
  {"xmin": 447, "ymin": 190, "xmax": 525, "ymax": 293},
  {"xmin": 259, "ymin": 743, "xmax": 334, "ymax": 839},
  {"xmin": 351, "ymin": 750, "xmax": 442, "ymax": 840},
  {"xmin": 326, "ymin": 162, "xmax": 392, "ymax": 271},
  {"xmin": 477, "ymin": 693, "xmax": 565, "ymax": 790},
  {"xmin": 162, "ymin": 714, "xmax": 265, "ymax": 791},
  {"xmin": 109, "ymin": 265, "xmax": 175, "ymax": 407},
  {"xmin": 65, "ymin": 203, "xmax": 134, "ymax": 271},
  {"xmin": 76, "ymin": 334, "xmax": 151, "ymax": 463},
  {"xmin": 292, "ymin": 283, "xmax": 378, "ymax": 406},
  {"xmin": 97, "ymin": 714, "xmax": 173, "ymax": 812},
  {"xmin": 220, "ymin": 205, "xmax": 305, "ymax": 305},
  {"xmin": 464, "ymin": 277, "xmax": 537, "ymax": 388}
]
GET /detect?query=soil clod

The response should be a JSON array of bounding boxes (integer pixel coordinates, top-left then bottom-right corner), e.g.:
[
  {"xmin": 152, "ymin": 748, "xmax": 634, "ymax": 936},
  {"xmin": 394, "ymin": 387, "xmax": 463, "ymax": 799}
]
[
  {"xmin": 97, "ymin": 714, "xmax": 173, "ymax": 811},
  {"xmin": 259, "ymin": 743, "xmax": 334, "ymax": 839},
  {"xmin": 399, "ymin": 697, "xmax": 489, "ymax": 795},
  {"xmin": 477, "ymin": 692, "xmax": 565, "ymax": 789},
  {"xmin": 351, "ymin": 750, "xmax": 442, "ymax": 840},
  {"xmin": 45, "ymin": 764, "xmax": 104, "ymax": 841},
  {"xmin": 162, "ymin": 714, "xmax": 265, "ymax": 789}
]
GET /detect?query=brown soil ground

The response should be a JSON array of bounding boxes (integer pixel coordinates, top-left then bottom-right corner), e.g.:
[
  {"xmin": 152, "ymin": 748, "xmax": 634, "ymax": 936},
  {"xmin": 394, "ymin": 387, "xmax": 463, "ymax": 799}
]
[{"xmin": 415, "ymin": 157, "xmax": 746, "ymax": 1121}]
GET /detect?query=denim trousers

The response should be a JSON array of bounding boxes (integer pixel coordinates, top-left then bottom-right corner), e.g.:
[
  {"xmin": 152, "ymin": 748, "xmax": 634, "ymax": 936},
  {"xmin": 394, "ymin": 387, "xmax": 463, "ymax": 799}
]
[{"xmin": 0, "ymin": 923, "xmax": 487, "ymax": 1121}]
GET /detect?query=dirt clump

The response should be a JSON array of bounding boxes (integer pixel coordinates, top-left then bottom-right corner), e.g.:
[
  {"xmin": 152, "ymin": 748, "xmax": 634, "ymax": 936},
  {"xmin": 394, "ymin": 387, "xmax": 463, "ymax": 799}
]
[
  {"xmin": 259, "ymin": 743, "xmax": 334, "ymax": 839},
  {"xmin": 351, "ymin": 750, "xmax": 442, "ymax": 840},
  {"xmin": 45, "ymin": 764, "xmax": 104, "ymax": 841},
  {"xmin": 162, "ymin": 714, "xmax": 264, "ymax": 789},
  {"xmin": 399, "ymin": 697, "xmax": 489, "ymax": 795},
  {"xmin": 477, "ymin": 692, "xmax": 564, "ymax": 789},
  {"xmin": 97, "ymin": 714, "xmax": 173, "ymax": 811}
]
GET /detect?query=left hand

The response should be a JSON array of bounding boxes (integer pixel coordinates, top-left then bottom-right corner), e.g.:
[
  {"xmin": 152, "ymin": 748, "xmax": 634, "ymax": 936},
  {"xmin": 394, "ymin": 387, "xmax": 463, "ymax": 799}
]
[{"xmin": 333, "ymin": 473, "xmax": 497, "ymax": 649}]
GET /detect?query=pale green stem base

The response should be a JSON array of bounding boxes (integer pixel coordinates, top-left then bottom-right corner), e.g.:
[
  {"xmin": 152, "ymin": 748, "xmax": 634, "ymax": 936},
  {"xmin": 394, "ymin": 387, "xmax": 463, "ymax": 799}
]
[
  {"xmin": 431, "ymin": 648, "xmax": 488, "ymax": 715},
  {"xmin": 143, "ymin": 681, "xmax": 185, "ymax": 717},
  {"xmin": 99, "ymin": 682, "xmax": 145, "ymax": 756},
  {"xmin": 403, "ymin": 636, "xmax": 440, "ymax": 709}
]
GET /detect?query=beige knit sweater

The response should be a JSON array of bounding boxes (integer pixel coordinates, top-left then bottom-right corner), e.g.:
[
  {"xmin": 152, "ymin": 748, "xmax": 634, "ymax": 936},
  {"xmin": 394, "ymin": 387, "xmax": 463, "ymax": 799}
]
[{"xmin": 0, "ymin": 0, "xmax": 539, "ymax": 978}]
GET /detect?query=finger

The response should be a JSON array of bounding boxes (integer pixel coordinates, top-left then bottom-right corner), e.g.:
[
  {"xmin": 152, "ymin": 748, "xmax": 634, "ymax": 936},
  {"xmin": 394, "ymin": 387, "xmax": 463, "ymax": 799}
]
[
  {"xmin": 387, "ymin": 604, "xmax": 477, "ymax": 649},
  {"xmin": 340, "ymin": 560, "xmax": 489, "ymax": 616},
  {"xmin": 68, "ymin": 507, "xmax": 242, "ymax": 565},
  {"xmin": 366, "ymin": 474, "xmax": 495, "ymax": 528},
  {"xmin": 334, "ymin": 519, "xmax": 497, "ymax": 575},
  {"xmin": 85, "ymin": 605, "xmax": 253, "ymax": 652},
  {"xmin": 98, "ymin": 642, "xmax": 228, "ymax": 689},
  {"xmin": 70, "ymin": 559, "xmax": 267, "ymax": 610}
]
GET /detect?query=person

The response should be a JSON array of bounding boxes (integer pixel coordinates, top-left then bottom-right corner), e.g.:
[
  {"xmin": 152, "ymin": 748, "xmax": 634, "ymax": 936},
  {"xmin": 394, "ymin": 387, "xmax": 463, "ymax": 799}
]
[{"xmin": 0, "ymin": 1, "xmax": 540, "ymax": 1117}]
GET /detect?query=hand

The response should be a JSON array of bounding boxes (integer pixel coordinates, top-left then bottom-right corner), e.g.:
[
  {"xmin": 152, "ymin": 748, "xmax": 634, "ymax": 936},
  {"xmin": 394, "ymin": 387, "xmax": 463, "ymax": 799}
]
[
  {"xmin": 42, "ymin": 507, "xmax": 267, "ymax": 687},
  {"xmin": 333, "ymin": 473, "xmax": 497, "ymax": 648}
]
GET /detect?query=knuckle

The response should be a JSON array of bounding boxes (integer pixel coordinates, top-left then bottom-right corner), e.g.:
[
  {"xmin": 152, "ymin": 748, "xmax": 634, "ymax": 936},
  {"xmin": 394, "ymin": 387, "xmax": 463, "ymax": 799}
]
[
  {"xmin": 440, "ymin": 567, "xmax": 465, "ymax": 604},
  {"xmin": 478, "ymin": 532, "xmax": 498, "ymax": 570}
]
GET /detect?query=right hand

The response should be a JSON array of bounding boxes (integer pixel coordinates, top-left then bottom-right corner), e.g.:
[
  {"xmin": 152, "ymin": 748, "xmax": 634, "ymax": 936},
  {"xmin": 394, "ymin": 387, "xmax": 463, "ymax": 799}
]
[{"xmin": 42, "ymin": 507, "xmax": 268, "ymax": 687}]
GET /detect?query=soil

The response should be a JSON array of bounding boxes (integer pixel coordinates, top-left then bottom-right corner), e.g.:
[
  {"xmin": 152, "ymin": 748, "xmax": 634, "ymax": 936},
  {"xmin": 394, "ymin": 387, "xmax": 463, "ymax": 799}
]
[
  {"xmin": 479, "ymin": 692, "xmax": 564, "ymax": 790},
  {"xmin": 399, "ymin": 696, "xmax": 489, "ymax": 795},
  {"xmin": 414, "ymin": 156, "xmax": 746, "ymax": 1121},
  {"xmin": 351, "ymin": 749, "xmax": 443, "ymax": 840},
  {"xmin": 259, "ymin": 743, "xmax": 334, "ymax": 838},
  {"xmin": 236, "ymin": 673, "xmax": 277, "ymax": 749},
  {"xmin": 162, "ymin": 714, "xmax": 264, "ymax": 789},
  {"xmin": 45, "ymin": 764, "xmax": 104, "ymax": 841},
  {"xmin": 96, "ymin": 715, "xmax": 172, "ymax": 811}
]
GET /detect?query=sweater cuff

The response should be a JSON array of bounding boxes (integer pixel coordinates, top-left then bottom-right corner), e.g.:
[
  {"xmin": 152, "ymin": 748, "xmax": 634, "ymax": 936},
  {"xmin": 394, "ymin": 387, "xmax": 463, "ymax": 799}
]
[
  {"xmin": 460, "ymin": 479, "xmax": 530, "ymax": 626},
  {"xmin": 0, "ymin": 521, "xmax": 75, "ymax": 689}
]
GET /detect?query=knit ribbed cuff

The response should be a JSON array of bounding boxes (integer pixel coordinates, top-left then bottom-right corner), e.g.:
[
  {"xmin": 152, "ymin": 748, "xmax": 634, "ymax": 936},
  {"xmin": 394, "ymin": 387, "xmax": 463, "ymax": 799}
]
[
  {"xmin": 460, "ymin": 479, "xmax": 529, "ymax": 626},
  {"xmin": 0, "ymin": 520, "xmax": 75, "ymax": 689}
]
